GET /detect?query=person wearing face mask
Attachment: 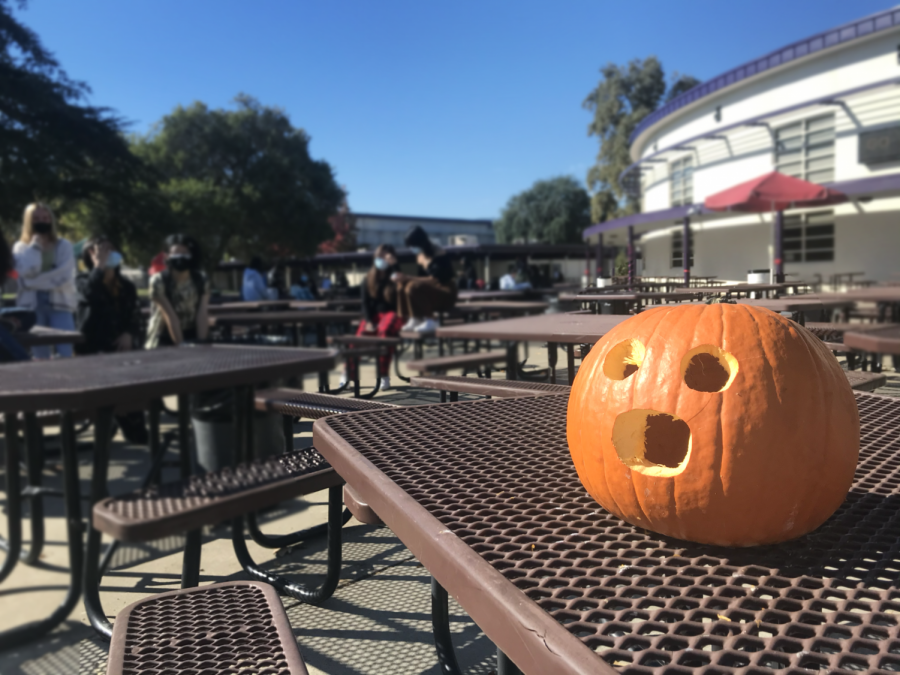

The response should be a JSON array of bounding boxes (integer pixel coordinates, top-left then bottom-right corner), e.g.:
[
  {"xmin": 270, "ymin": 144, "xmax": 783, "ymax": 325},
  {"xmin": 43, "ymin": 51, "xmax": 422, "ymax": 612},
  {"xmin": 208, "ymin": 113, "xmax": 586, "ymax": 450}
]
[
  {"xmin": 75, "ymin": 235, "xmax": 147, "ymax": 442},
  {"xmin": 243, "ymin": 256, "xmax": 276, "ymax": 301},
  {"xmin": 12, "ymin": 202, "xmax": 78, "ymax": 358},
  {"xmin": 145, "ymin": 234, "xmax": 210, "ymax": 349},
  {"xmin": 393, "ymin": 225, "xmax": 457, "ymax": 333},
  {"xmin": 75, "ymin": 235, "xmax": 140, "ymax": 355},
  {"xmin": 340, "ymin": 244, "xmax": 403, "ymax": 390},
  {"xmin": 289, "ymin": 267, "xmax": 318, "ymax": 301}
]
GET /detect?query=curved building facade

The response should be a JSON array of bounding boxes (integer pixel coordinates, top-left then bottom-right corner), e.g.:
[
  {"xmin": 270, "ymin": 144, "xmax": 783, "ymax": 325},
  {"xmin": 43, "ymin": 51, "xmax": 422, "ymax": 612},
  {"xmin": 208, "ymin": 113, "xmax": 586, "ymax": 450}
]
[{"xmin": 584, "ymin": 7, "xmax": 900, "ymax": 284}]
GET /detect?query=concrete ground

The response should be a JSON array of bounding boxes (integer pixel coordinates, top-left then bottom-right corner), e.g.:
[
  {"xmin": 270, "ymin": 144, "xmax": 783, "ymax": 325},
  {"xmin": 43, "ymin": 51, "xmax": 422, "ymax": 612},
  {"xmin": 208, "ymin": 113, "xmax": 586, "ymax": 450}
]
[{"xmin": 0, "ymin": 325, "xmax": 896, "ymax": 674}]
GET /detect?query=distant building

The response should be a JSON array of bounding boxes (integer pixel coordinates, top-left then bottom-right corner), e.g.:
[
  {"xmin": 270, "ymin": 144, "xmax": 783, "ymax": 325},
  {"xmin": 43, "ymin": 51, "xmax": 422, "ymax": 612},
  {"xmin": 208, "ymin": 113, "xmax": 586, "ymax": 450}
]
[
  {"xmin": 584, "ymin": 7, "xmax": 900, "ymax": 283},
  {"xmin": 353, "ymin": 213, "xmax": 495, "ymax": 249}
]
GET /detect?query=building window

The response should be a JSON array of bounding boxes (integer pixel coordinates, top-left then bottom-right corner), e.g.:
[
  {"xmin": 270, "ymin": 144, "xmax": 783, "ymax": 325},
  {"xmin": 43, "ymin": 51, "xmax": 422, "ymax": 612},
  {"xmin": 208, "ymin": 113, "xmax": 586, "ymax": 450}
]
[
  {"xmin": 783, "ymin": 210, "xmax": 834, "ymax": 263},
  {"xmin": 775, "ymin": 114, "xmax": 835, "ymax": 183},
  {"xmin": 671, "ymin": 229, "xmax": 694, "ymax": 268},
  {"xmin": 670, "ymin": 157, "xmax": 693, "ymax": 206}
]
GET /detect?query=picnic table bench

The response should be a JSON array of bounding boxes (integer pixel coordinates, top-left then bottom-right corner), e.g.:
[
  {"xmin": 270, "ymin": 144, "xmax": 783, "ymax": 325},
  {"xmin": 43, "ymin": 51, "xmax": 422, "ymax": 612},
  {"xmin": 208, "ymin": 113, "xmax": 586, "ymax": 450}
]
[
  {"xmin": 410, "ymin": 374, "xmax": 571, "ymax": 401},
  {"xmin": 107, "ymin": 581, "xmax": 311, "ymax": 675}
]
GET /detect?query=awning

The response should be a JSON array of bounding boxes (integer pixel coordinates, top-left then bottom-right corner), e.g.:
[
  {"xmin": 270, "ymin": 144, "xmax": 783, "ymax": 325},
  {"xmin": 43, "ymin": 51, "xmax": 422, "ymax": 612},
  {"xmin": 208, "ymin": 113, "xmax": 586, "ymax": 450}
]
[{"xmin": 583, "ymin": 171, "xmax": 900, "ymax": 240}]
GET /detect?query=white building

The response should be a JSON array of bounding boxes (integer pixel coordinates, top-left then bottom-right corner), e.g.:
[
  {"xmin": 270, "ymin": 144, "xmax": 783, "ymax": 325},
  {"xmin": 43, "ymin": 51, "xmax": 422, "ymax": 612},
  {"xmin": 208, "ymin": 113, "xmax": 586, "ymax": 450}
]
[
  {"xmin": 353, "ymin": 213, "xmax": 495, "ymax": 250},
  {"xmin": 584, "ymin": 7, "xmax": 900, "ymax": 285}
]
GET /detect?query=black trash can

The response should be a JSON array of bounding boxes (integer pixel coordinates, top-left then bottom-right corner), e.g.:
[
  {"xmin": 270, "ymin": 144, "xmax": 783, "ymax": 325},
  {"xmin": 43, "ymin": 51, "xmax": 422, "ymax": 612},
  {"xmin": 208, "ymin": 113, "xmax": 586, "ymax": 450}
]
[{"xmin": 190, "ymin": 389, "xmax": 285, "ymax": 473}]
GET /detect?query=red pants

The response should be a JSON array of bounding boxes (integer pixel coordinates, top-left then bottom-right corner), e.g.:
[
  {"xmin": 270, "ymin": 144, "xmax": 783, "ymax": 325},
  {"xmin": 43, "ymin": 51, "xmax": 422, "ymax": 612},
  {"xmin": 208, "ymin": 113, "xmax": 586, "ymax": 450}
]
[{"xmin": 349, "ymin": 311, "xmax": 404, "ymax": 377}]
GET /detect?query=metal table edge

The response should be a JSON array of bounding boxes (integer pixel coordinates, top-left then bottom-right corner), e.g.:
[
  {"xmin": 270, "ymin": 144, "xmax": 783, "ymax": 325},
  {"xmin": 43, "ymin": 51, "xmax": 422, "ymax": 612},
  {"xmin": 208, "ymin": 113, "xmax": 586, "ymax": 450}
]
[
  {"xmin": 0, "ymin": 348, "xmax": 339, "ymax": 414},
  {"xmin": 312, "ymin": 397, "xmax": 615, "ymax": 675}
]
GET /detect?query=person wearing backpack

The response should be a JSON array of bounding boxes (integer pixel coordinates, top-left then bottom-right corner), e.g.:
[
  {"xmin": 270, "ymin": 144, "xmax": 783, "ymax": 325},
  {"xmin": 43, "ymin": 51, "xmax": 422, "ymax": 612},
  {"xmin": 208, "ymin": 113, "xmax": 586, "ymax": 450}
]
[{"xmin": 145, "ymin": 234, "xmax": 210, "ymax": 349}]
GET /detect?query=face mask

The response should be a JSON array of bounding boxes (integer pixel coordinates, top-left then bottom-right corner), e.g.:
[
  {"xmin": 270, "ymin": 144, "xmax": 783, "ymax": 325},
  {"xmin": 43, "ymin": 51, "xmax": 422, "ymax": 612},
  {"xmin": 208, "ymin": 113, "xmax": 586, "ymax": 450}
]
[
  {"xmin": 410, "ymin": 246, "xmax": 422, "ymax": 255},
  {"xmin": 33, "ymin": 222, "xmax": 52, "ymax": 236},
  {"xmin": 106, "ymin": 251, "xmax": 123, "ymax": 268},
  {"xmin": 167, "ymin": 255, "xmax": 191, "ymax": 272},
  {"xmin": 374, "ymin": 257, "xmax": 388, "ymax": 271}
]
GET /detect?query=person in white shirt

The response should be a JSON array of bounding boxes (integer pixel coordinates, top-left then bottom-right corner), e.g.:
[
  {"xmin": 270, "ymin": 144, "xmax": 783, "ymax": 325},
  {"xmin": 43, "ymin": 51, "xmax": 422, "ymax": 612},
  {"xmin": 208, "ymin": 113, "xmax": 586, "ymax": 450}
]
[{"xmin": 12, "ymin": 203, "xmax": 77, "ymax": 358}]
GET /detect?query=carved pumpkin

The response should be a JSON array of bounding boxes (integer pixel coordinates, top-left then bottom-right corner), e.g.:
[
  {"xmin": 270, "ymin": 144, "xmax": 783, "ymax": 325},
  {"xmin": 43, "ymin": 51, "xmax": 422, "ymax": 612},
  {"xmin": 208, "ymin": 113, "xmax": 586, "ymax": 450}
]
[{"xmin": 566, "ymin": 304, "xmax": 859, "ymax": 547}]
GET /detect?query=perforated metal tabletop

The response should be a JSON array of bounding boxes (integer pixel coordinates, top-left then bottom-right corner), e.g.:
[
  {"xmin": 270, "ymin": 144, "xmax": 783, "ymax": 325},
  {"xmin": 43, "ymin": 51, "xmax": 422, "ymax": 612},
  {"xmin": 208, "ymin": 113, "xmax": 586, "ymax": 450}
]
[
  {"xmin": 208, "ymin": 309, "xmax": 359, "ymax": 327},
  {"xmin": 314, "ymin": 392, "xmax": 900, "ymax": 675},
  {"xmin": 0, "ymin": 344, "xmax": 337, "ymax": 412},
  {"xmin": 844, "ymin": 326, "xmax": 900, "ymax": 355},
  {"xmin": 435, "ymin": 313, "xmax": 628, "ymax": 344}
]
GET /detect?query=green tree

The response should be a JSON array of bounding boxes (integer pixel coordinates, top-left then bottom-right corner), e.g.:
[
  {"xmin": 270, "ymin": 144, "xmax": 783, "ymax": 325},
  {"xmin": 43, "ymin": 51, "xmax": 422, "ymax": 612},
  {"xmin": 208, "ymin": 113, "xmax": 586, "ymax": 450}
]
[
  {"xmin": 130, "ymin": 95, "xmax": 344, "ymax": 268},
  {"xmin": 494, "ymin": 176, "xmax": 590, "ymax": 245},
  {"xmin": 583, "ymin": 57, "xmax": 699, "ymax": 223},
  {"xmin": 0, "ymin": 0, "xmax": 143, "ymax": 231}
]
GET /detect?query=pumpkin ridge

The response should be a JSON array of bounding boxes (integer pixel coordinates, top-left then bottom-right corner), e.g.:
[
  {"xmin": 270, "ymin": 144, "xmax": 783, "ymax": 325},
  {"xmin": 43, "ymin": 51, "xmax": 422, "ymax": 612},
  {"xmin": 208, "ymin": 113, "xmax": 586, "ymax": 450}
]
[
  {"xmin": 788, "ymin": 322, "xmax": 832, "ymax": 535},
  {"xmin": 573, "ymin": 343, "xmax": 609, "ymax": 508},
  {"xmin": 675, "ymin": 304, "xmax": 727, "ymax": 540},
  {"xmin": 709, "ymin": 304, "xmax": 728, "ymax": 539},
  {"xmin": 625, "ymin": 307, "xmax": 679, "ymax": 528},
  {"xmin": 793, "ymin": 322, "xmax": 858, "ymax": 533}
]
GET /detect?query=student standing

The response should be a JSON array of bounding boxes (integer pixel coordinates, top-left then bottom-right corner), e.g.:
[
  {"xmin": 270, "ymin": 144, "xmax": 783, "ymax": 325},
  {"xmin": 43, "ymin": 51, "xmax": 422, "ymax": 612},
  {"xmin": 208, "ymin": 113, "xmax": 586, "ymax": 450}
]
[{"xmin": 12, "ymin": 203, "xmax": 77, "ymax": 358}]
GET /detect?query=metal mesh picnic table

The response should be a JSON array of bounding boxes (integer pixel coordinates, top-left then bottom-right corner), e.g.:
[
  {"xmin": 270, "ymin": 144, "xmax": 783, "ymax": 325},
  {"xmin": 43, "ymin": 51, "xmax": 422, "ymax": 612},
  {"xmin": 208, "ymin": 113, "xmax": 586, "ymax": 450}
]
[{"xmin": 314, "ymin": 392, "xmax": 900, "ymax": 674}]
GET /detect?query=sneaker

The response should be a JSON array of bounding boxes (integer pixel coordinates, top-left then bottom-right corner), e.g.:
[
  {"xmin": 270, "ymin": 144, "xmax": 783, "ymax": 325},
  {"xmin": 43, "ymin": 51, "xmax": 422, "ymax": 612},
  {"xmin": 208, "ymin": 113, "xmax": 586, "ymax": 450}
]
[
  {"xmin": 401, "ymin": 318, "xmax": 418, "ymax": 331},
  {"xmin": 414, "ymin": 318, "xmax": 438, "ymax": 333},
  {"xmin": 338, "ymin": 372, "xmax": 349, "ymax": 387},
  {"xmin": 379, "ymin": 376, "xmax": 391, "ymax": 391}
]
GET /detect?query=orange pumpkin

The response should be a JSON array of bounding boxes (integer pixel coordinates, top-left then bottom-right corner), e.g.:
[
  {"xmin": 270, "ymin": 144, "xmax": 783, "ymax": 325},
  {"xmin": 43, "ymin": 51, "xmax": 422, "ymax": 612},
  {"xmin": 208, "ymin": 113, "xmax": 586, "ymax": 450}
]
[{"xmin": 566, "ymin": 303, "xmax": 859, "ymax": 547}]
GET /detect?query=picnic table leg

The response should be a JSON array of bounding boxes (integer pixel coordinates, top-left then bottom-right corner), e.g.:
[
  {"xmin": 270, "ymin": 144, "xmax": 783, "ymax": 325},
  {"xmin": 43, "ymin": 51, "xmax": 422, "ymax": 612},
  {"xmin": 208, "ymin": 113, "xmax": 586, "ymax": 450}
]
[
  {"xmin": 431, "ymin": 577, "xmax": 463, "ymax": 675},
  {"xmin": 83, "ymin": 406, "xmax": 116, "ymax": 639},
  {"xmin": 178, "ymin": 394, "xmax": 202, "ymax": 589},
  {"xmin": 317, "ymin": 324, "xmax": 329, "ymax": 392},
  {"xmin": 232, "ymin": 484, "xmax": 343, "ymax": 603},
  {"xmin": 505, "ymin": 342, "xmax": 518, "ymax": 381},
  {"xmin": 547, "ymin": 342, "xmax": 558, "ymax": 384},
  {"xmin": 567, "ymin": 344, "xmax": 576, "ymax": 385},
  {"xmin": 0, "ymin": 411, "xmax": 84, "ymax": 649},
  {"xmin": 497, "ymin": 649, "xmax": 523, "ymax": 675},
  {"xmin": 22, "ymin": 413, "xmax": 45, "ymax": 565},
  {"xmin": 0, "ymin": 414, "xmax": 22, "ymax": 584}
]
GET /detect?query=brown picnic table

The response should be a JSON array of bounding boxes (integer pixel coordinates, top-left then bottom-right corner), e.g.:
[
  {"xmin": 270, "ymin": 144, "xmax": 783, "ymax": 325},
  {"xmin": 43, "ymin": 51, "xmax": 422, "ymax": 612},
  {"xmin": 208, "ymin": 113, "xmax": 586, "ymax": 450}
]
[
  {"xmin": 209, "ymin": 310, "xmax": 358, "ymax": 390},
  {"xmin": 447, "ymin": 300, "xmax": 549, "ymax": 318},
  {"xmin": 457, "ymin": 290, "xmax": 530, "ymax": 301},
  {"xmin": 810, "ymin": 288, "xmax": 900, "ymax": 322},
  {"xmin": 208, "ymin": 299, "xmax": 294, "ymax": 314},
  {"xmin": 0, "ymin": 344, "xmax": 337, "ymax": 647},
  {"xmin": 437, "ymin": 313, "xmax": 628, "ymax": 383},
  {"xmin": 13, "ymin": 326, "xmax": 85, "ymax": 348},
  {"xmin": 805, "ymin": 322, "xmax": 899, "ymax": 341},
  {"xmin": 844, "ymin": 326, "xmax": 900, "ymax": 373},
  {"xmin": 564, "ymin": 292, "xmax": 699, "ymax": 314},
  {"xmin": 314, "ymin": 391, "xmax": 900, "ymax": 675}
]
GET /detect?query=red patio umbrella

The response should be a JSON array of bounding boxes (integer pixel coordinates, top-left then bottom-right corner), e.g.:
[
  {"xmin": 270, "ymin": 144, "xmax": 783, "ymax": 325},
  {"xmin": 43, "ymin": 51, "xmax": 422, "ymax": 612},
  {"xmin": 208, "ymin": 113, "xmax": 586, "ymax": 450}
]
[{"xmin": 704, "ymin": 171, "xmax": 847, "ymax": 282}]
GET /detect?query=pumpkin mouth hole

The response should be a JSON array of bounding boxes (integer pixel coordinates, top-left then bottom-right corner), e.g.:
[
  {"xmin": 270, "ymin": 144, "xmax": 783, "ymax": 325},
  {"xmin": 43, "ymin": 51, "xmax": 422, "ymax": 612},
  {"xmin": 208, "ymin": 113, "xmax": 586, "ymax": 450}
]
[
  {"xmin": 612, "ymin": 409, "xmax": 692, "ymax": 477},
  {"xmin": 603, "ymin": 339, "xmax": 646, "ymax": 380},
  {"xmin": 681, "ymin": 345, "xmax": 739, "ymax": 393}
]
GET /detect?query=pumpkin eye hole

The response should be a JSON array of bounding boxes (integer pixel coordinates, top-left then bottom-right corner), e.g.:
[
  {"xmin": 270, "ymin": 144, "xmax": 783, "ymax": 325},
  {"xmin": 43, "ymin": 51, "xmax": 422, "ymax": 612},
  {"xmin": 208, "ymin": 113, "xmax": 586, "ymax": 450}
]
[
  {"xmin": 681, "ymin": 345, "xmax": 739, "ymax": 393},
  {"xmin": 603, "ymin": 339, "xmax": 646, "ymax": 380}
]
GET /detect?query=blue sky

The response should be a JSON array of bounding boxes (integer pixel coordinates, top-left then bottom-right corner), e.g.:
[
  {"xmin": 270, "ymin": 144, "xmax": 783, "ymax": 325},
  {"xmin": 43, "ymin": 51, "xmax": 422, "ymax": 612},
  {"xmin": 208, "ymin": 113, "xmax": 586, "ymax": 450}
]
[{"xmin": 14, "ymin": 1, "xmax": 894, "ymax": 220}]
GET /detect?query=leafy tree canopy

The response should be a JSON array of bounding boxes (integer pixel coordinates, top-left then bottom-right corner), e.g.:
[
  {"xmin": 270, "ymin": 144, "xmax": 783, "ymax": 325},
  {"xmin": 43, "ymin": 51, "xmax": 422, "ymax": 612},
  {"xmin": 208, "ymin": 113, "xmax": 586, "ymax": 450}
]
[
  {"xmin": 494, "ymin": 176, "xmax": 590, "ymax": 245},
  {"xmin": 583, "ymin": 57, "xmax": 699, "ymax": 223},
  {"xmin": 127, "ymin": 95, "xmax": 344, "ymax": 268},
  {"xmin": 0, "ymin": 0, "xmax": 142, "ymax": 231}
]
